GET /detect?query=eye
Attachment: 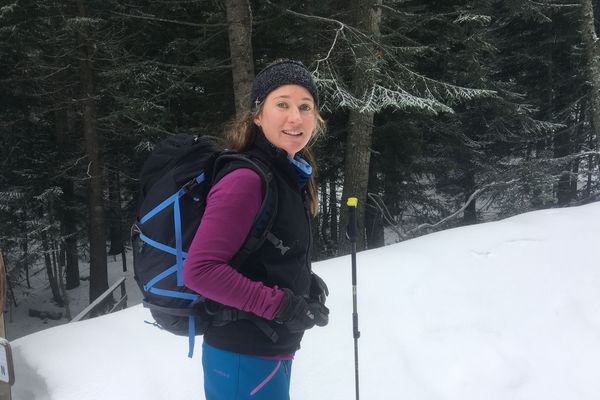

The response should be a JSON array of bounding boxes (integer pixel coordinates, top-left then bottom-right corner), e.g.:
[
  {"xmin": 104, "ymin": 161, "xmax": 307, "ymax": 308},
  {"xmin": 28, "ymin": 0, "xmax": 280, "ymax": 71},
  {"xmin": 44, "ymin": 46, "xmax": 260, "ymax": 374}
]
[
  {"xmin": 276, "ymin": 102, "xmax": 288, "ymax": 109},
  {"xmin": 299, "ymin": 104, "xmax": 312, "ymax": 112}
]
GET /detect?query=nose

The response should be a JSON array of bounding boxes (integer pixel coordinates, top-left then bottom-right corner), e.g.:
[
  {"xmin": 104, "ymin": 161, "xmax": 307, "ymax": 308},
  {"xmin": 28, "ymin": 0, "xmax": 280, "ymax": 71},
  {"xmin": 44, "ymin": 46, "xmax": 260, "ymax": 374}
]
[{"xmin": 287, "ymin": 106, "xmax": 302, "ymax": 124}]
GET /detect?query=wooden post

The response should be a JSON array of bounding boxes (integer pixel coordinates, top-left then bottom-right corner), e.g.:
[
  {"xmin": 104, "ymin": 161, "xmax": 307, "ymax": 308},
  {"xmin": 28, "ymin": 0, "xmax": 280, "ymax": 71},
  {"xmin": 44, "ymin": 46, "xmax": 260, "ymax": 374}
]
[{"xmin": 0, "ymin": 251, "xmax": 12, "ymax": 400}]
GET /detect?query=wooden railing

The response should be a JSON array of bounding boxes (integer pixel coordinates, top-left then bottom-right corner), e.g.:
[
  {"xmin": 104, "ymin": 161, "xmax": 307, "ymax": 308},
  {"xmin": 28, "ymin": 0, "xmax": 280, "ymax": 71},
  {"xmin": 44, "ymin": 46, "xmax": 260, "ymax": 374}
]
[{"xmin": 71, "ymin": 277, "xmax": 128, "ymax": 322}]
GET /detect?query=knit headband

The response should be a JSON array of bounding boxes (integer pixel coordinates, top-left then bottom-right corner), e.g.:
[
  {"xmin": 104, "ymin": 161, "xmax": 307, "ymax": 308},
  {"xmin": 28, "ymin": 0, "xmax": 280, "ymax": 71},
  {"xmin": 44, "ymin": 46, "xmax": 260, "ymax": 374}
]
[{"xmin": 250, "ymin": 59, "xmax": 319, "ymax": 111}]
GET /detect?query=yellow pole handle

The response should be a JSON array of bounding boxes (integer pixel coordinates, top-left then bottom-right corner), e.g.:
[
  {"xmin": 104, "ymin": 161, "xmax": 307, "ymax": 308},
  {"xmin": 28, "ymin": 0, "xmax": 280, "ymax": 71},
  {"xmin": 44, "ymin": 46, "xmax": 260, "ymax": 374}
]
[{"xmin": 347, "ymin": 197, "xmax": 358, "ymax": 207}]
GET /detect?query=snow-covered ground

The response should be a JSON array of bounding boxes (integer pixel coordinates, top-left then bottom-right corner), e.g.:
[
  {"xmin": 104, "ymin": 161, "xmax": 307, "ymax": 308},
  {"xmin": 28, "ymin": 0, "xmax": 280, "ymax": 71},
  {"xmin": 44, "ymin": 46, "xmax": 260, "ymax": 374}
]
[
  {"xmin": 10, "ymin": 202, "xmax": 600, "ymax": 400},
  {"xmin": 4, "ymin": 253, "xmax": 142, "ymax": 341}
]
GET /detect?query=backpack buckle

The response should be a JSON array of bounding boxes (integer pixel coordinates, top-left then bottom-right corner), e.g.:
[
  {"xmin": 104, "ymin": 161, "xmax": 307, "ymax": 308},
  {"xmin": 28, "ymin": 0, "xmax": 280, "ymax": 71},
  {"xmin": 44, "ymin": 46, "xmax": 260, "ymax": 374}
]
[
  {"xmin": 218, "ymin": 308, "xmax": 239, "ymax": 322},
  {"xmin": 182, "ymin": 179, "xmax": 199, "ymax": 193},
  {"xmin": 182, "ymin": 173, "xmax": 205, "ymax": 194}
]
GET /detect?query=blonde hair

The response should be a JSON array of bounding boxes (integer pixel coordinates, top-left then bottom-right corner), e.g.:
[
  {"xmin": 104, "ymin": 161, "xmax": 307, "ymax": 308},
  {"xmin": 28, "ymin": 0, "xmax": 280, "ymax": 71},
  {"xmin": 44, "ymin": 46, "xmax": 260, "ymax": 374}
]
[{"xmin": 225, "ymin": 104, "xmax": 325, "ymax": 216}]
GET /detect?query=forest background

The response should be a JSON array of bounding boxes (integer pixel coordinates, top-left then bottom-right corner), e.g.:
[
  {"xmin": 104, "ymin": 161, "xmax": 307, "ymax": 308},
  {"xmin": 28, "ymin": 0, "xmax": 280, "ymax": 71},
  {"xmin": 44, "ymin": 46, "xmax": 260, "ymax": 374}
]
[{"xmin": 1, "ymin": 0, "xmax": 600, "ymax": 311}]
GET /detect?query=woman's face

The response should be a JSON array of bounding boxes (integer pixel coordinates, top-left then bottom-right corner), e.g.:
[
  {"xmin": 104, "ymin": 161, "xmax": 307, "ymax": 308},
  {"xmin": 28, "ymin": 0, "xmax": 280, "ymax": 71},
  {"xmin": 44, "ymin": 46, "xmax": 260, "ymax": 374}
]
[{"xmin": 254, "ymin": 84, "xmax": 316, "ymax": 157}]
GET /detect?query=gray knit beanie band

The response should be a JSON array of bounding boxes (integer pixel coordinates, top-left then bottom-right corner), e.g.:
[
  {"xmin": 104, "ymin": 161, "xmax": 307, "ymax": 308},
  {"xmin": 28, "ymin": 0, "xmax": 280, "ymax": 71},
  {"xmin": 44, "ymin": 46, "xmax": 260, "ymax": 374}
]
[{"xmin": 250, "ymin": 60, "xmax": 319, "ymax": 111}]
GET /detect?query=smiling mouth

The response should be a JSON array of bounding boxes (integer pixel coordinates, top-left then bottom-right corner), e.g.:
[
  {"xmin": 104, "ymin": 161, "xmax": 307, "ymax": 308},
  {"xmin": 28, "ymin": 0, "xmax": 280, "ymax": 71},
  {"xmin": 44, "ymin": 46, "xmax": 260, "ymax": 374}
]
[{"xmin": 283, "ymin": 130, "xmax": 303, "ymax": 137}]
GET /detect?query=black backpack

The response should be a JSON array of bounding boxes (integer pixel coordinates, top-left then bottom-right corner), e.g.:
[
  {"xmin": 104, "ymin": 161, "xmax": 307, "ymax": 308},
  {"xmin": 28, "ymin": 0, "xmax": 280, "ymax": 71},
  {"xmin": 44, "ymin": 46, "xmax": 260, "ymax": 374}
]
[{"xmin": 131, "ymin": 134, "xmax": 278, "ymax": 356}]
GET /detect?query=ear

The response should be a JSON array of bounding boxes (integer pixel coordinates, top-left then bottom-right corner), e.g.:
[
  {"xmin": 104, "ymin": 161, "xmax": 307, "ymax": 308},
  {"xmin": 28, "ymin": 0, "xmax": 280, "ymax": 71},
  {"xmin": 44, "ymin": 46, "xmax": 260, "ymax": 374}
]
[{"xmin": 254, "ymin": 115, "xmax": 261, "ymax": 127}]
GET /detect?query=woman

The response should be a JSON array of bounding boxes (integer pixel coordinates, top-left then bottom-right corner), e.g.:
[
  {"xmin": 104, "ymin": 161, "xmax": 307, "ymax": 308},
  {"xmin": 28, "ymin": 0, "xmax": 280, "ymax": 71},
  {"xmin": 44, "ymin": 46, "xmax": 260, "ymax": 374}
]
[{"xmin": 183, "ymin": 59, "xmax": 329, "ymax": 400}]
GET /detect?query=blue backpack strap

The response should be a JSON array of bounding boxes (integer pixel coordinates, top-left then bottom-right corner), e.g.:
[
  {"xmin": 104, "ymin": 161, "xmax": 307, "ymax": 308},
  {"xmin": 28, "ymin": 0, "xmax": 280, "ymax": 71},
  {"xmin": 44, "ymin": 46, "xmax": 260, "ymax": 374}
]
[
  {"xmin": 138, "ymin": 173, "xmax": 205, "ymax": 287},
  {"xmin": 188, "ymin": 316, "xmax": 196, "ymax": 358},
  {"xmin": 142, "ymin": 300, "xmax": 204, "ymax": 358},
  {"xmin": 138, "ymin": 172, "xmax": 208, "ymax": 357},
  {"xmin": 173, "ymin": 194, "xmax": 184, "ymax": 286}
]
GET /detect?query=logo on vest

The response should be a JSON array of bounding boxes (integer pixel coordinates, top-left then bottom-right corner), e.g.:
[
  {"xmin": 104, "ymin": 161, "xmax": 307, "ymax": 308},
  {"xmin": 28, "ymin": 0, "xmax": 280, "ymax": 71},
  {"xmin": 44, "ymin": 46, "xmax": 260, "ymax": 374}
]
[{"xmin": 266, "ymin": 232, "xmax": 291, "ymax": 255}]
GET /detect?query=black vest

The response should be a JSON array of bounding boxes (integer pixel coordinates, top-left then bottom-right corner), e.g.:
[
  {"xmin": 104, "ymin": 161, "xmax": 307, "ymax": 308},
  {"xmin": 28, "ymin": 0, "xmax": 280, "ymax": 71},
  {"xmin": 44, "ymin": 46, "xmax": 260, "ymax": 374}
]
[{"xmin": 204, "ymin": 134, "xmax": 313, "ymax": 356}]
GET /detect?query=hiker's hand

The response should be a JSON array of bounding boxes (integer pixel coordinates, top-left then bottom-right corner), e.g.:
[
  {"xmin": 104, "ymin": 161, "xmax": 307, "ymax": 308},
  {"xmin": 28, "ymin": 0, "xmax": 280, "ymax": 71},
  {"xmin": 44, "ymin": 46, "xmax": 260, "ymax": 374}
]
[
  {"xmin": 275, "ymin": 289, "xmax": 329, "ymax": 332},
  {"xmin": 309, "ymin": 272, "xmax": 329, "ymax": 305}
]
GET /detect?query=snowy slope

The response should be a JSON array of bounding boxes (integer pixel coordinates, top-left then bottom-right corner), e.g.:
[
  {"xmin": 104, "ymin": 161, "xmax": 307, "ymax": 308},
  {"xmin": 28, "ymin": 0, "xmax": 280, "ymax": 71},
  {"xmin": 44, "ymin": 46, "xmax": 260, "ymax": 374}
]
[{"xmin": 12, "ymin": 202, "xmax": 600, "ymax": 400}]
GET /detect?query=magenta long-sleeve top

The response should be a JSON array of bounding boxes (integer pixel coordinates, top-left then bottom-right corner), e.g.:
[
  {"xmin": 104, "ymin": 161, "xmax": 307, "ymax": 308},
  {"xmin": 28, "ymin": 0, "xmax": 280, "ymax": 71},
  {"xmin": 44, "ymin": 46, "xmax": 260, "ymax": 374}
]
[{"xmin": 182, "ymin": 168, "xmax": 285, "ymax": 321}]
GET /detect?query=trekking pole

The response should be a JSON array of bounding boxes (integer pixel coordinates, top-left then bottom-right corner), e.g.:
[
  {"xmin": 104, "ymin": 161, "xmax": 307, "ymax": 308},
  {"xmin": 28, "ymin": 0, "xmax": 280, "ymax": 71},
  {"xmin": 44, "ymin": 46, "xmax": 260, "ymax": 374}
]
[{"xmin": 346, "ymin": 197, "xmax": 360, "ymax": 400}]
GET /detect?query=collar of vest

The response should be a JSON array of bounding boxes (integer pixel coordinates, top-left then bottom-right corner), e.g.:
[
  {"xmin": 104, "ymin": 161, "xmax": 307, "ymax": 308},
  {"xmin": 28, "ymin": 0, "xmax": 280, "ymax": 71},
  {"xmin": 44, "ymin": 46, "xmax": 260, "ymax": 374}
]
[
  {"xmin": 249, "ymin": 133, "xmax": 305, "ymax": 189},
  {"xmin": 252, "ymin": 132, "xmax": 288, "ymax": 161}
]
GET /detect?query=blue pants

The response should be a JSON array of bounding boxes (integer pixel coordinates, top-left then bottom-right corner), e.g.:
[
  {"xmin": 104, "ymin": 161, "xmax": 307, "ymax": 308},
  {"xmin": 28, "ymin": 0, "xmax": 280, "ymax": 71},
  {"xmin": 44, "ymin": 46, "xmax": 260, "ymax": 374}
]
[{"xmin": 202, "ymin": 342, "xmax": 293, "ymax": 400}]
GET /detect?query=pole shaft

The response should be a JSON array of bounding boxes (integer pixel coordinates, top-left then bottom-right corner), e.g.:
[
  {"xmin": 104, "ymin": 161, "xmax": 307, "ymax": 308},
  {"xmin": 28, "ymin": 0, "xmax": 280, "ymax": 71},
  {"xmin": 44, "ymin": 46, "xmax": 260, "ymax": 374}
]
[
  {"xmin": 354, "ymin": 336, "xmax": 360, "ymax": 400},
  {"xmin": 347, "ymin": 200, "xmax": 360, "ymax": 400}
]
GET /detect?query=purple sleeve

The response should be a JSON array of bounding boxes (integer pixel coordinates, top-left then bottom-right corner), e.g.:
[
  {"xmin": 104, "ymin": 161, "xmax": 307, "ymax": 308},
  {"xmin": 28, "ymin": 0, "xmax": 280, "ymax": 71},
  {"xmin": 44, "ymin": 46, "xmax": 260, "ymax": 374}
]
[{"xmin": 182, "ymin": 168, "xmax": 285, "ymax": 320}]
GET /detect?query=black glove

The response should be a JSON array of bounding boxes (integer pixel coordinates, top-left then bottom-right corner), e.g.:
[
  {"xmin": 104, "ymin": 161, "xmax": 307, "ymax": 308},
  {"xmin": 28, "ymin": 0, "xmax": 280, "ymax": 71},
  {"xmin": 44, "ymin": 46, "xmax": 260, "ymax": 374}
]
[
  {"xmin": 274, "ymin": 288, "xmax": 329, "ymax": 333},
  {"xmin": 309, "ymin": 272, "xmax": 329, "ymax": 305}
]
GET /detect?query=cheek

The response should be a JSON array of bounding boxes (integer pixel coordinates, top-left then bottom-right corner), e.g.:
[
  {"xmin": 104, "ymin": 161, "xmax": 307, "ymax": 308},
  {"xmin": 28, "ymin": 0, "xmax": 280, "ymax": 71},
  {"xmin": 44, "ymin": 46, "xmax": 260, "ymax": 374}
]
[
  {"xmin": 261, "ymin": 111, "xmax": 283, "ymax": 129},
  {"xmin": 305, "ymin": 117, "xmax": 317, "ymax": 134}
]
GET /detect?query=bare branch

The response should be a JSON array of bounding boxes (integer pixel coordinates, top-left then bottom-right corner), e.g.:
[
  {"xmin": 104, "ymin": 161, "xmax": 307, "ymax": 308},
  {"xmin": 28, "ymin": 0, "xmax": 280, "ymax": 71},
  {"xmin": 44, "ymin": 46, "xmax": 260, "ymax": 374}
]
[
  {"xmin": 122, "ymin": 114, "xmax": 176, "ymax": 136},
  {"xmin": 50, "ymin": 156, "xmax": 89, "ymax": 180},
  {"xmin": 264, "ymin": 0, "xmax": 346, "ymax": 26},
  {"xmin": 406, "ymin": 179, "xmax": 520, "ymax": 236},
  {"xmin": 530, "ymin": 1, "xmax": 580, "ymax": 8},
  {"xmin": 110, "ymin": 11, "xmax": 227, "ymax": 28},
  {"xmin": 375, "ymin": 4, "xmax": 419, "ymax": 17},
  {"xmin": 315, "ymin": 24, "xmax": 345, "ymax": 64},
  {"xmin": 367, "ymin": 193, "xmax": 406, "ymax": 241}
]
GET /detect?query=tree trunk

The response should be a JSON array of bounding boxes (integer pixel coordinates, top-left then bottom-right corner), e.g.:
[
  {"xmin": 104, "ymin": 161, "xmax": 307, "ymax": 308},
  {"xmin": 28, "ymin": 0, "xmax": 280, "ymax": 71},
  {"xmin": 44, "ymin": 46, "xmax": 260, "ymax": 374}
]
[
  {"xmin": 339, "ymin": 111, "xmax": 374, "ymax": 253},
  {"xmin": 570, "ymin": 159, "xmax": 580, "ymax": 200},
  {"xmin": 76, "ymin": 0, "xmax": 108, "ymax": 302},
  {"xmin": 108, "ymin": 169, "xmax": 124, "ymax": 256},
  {"xmin": 554, "ymin": 126, "xmax": 573, "ymax": 206},
  {"xmin": 40, "ymin": 210, "xmax": 63, "ymax": 307},
  {"xmin": 61, "ymin": 187, "xmax": 80, "ymax": 290},
  {"xmin": 533, "ymin": 41, "xmax": 555, "ymax": 209},
  {"xmin": 0, "ymin": 251, "xmax": 6, "ymax": 315},
  {"xmin": 463, "ymin": 169, "xmax": 477, "ymax": 224},
  {"xmin": 224, "ymin": 0, "xmax": 255, "ymax": 119},
  {"xmin": 121, "ymin": 248, "xmax": 127, "ymax": 273},
  {"xmin": 51, "ymin": 244, "xmax": 59, "ymax": 294},
  {"xmin": 55, "ymin": 241, "xmax": 72, "ymax": 320},
  {"xmin": 586, "ymin": 128, "xmax": 595, "ymax": 199},
  {"xmin": 338, "ymin": 0, "xmax": 382, "ymax": 254},
  {"xmin": 54, "ymin": 109, "xmax": 80, "ymax": 290},
  {"xmin": 580, "ymin": 0, "xmax": 600, "ymax": 150},
  {"xmin": 329, "ymin": 177, "xmax": 338, "ymax": 247},
  {"xmin": 571, "ymin": 101, "xmax": 586, "ymax": 201},
  {"xmin": 552, "ymin": 94, "xmax": 575, "ymax": 206},
  {"xmin": 530, "ymin": 157, "xmax": 545, "ymax": 207},
  {"xmin": 318, "ymin": 179, "xmax": 329, "ymax": 256},
  {"xmin": 366, "ymin": 155, "xmax": 384, "ymax": 248},
  {"xmin": 21, "ymin": 219, "xmax": 31, "ymax": 289}
]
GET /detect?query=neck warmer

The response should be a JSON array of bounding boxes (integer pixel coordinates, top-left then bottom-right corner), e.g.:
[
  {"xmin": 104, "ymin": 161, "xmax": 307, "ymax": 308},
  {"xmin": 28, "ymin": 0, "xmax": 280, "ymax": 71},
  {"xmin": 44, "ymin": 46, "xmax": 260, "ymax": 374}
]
[{"xmin": 287, "ymin": 155, "xmax": 313, "ymax": 189}]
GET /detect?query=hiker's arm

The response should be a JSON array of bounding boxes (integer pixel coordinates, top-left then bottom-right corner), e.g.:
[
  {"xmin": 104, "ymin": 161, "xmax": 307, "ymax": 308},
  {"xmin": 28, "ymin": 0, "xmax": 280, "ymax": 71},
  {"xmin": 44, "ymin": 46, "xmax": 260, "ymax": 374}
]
[{"xmin": 183, "ymin": 168, "xmax": 285, "ymax": 320}]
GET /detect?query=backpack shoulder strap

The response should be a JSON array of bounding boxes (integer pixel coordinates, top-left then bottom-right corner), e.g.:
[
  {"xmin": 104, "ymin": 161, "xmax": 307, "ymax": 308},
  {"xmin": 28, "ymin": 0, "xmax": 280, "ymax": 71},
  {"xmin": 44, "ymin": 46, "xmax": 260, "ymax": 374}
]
[{"xmin": 211, "ymin": 153, "xmax": 278, "ymax": 269}]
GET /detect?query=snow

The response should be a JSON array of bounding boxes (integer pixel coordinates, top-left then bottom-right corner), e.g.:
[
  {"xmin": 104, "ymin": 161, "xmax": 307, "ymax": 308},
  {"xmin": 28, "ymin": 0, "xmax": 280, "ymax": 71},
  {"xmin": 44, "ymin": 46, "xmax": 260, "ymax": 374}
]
[
  {"xmin": 4, "ymin": 254, "xmax": 142, "ymax": 340},
  {"xmin": 10, "ymin": 202, "xmax": 600, "ymax": 400}
]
